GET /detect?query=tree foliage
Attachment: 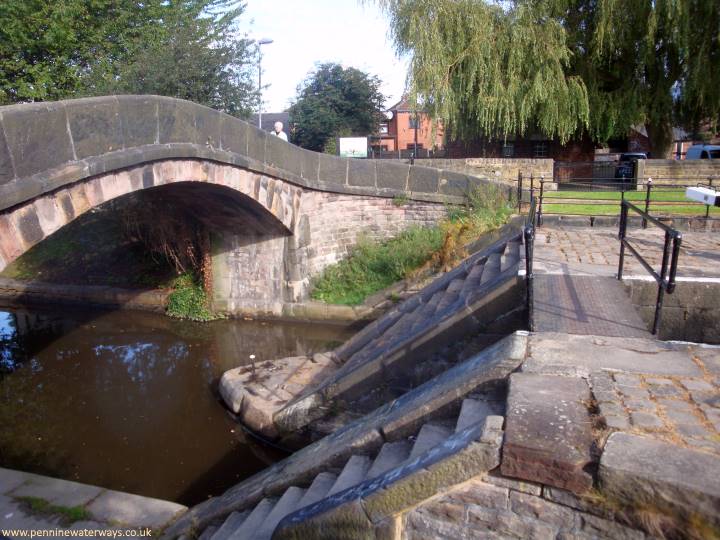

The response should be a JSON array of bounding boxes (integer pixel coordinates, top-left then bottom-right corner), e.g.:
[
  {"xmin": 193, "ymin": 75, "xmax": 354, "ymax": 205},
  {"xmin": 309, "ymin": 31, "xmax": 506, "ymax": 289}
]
[
  {"xmin": 374, "ymin": 0, "xmax": 720, "ymax": 156},
  {"xmin": 0, "ymin": 0, "xmax": 258, "ymax": 117},
  {"xmin": 289, "ymin": 63, "xmax": 386, "ymax": 152}
]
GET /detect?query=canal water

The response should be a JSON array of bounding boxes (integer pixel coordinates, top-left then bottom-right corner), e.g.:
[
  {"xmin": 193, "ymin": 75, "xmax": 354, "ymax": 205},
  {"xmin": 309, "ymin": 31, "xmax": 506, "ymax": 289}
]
[{"xmin": 0, "ymin": 304, "xmax": 352, "ymax": 505}]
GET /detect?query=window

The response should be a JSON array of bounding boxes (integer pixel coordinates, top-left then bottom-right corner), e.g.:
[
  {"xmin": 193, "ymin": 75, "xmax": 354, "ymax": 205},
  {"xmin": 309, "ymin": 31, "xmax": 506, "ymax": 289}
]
[
  {"xmin": 701, "ymin": 151, "xmax": 709, "ymax": 159},
  {"xmin": 502, "ymin": 143, "xmax": 514, "ymax": 158},
  {"xmin": 534, "ymin": 142, "xmax": 549, "ymax": 158},
  {"xmin": 408, "ymin": 116, "xmax": 419, "ymax": 129},
  {"xmin": 407, "ymin": 143, "xmax": 424, "ymax": 150}
]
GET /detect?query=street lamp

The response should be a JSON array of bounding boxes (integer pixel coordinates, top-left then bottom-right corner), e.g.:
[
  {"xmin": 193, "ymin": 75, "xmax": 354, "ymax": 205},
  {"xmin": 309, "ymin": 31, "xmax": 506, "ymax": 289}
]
[{"xmin": 257, "ymin": 38, "xmax": 274, "ymax": 129}]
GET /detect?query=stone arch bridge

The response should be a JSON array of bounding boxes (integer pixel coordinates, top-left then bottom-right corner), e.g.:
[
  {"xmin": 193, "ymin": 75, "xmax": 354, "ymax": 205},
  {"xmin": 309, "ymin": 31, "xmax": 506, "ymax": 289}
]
[{"xmin": 0, "ymin": 96, "xmax": 502, "ymax": 316}]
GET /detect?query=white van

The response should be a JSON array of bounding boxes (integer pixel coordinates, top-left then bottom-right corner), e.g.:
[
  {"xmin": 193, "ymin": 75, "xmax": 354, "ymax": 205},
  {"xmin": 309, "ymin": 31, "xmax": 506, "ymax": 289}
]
[{"xmin": 686, "ymin": 144, "xmax": 720, "ymax": 159}]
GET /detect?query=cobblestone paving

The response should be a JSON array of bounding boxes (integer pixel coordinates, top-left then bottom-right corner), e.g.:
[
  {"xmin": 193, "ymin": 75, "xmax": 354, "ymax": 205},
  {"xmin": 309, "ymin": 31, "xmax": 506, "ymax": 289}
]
[
  {"xmin": 590, "ymin": 348, "xmax": 720, "ymax": 456},
  {"xmin": 534, "ymin": 225, "xmax": 720, "ymax": 278}
]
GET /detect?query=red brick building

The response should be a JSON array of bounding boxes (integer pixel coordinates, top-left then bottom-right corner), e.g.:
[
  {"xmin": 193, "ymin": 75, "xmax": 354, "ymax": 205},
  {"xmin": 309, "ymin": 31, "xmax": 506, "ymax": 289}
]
[{"xmin": 370, "ymin": 98, "xmax": 444, "ymax": 155}]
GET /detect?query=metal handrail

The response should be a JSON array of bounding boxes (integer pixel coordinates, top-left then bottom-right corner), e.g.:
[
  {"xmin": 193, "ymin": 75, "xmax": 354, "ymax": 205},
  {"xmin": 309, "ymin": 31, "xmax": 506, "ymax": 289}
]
[
  {"xmin": 531, "ymin": 177, "xmax": 718, "ymax": 223},
  {"xmin": 617, "ymin": 200, "xmax": 682, "ymax": 335},
  {"xmin": 524, "ymin": 196, "xmax": 537, "ymax": 331}
]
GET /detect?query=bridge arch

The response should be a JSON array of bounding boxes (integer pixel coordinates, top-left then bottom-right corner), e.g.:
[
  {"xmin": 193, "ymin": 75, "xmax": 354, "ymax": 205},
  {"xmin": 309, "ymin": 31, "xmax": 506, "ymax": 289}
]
[{"xmin": 0, "ymin": 159, "xmax": 299, "ymax": 273}]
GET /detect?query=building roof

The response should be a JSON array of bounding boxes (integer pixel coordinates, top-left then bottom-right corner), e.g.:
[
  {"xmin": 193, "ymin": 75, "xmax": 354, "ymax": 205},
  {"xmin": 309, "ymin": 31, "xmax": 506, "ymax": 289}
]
[{"xmin": 630, "ymin": 124, "xmax": 690, "ymax": 141}]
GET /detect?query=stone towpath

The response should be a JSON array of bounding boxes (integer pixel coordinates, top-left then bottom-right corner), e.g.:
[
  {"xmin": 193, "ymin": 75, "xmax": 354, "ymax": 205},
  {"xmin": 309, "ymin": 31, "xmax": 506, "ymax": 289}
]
[
  {"xmin": 532, "ymin": 223, "xmax": 719, "ymax": 338},
  {"xmin": 0, "ymin": 468, "xmax": 186, "ymax": 538}
]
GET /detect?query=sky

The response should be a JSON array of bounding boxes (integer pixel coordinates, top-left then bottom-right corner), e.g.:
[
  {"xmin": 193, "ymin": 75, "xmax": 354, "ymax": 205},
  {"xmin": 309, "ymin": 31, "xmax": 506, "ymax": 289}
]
[{"xmin": 239, "ymin": 0, "xmax": 408, "ymax": 113}]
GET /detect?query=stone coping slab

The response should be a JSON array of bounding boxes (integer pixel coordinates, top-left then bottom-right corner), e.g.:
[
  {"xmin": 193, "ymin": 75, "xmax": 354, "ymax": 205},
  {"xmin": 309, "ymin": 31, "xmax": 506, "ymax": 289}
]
[
  {"xmin": 219, "ymin": 352, "xmax": 338, "ymax": 437},
  {"xmin": 599, "ymin": 432, "xmax": 720, "ymax": 528},
  {"xmin": 501, "ymin": 373, "xmax": 595, "ymax": 494},
  {"xmin": 0, "ymin": 467, "xmax": 186, "ymax": 531},
  {"xmin": 525, "ymin": 333, "xmax": 705, "ymax": 378}
]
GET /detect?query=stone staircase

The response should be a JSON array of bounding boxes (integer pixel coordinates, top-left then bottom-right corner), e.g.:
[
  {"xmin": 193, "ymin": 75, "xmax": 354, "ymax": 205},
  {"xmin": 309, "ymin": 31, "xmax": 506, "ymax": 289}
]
[
  {"xmin": 164, "ymin": 332, "xmax": 527, "ymax": 539},
  {"xmin": 219, "ymin": 232, "xmax": 525, "ymax": 440},
  {"xmin": 270, "ymin": 233, "xmax": 524, "ymax": 434},
  {"xmin": 185, "ymin": 396, "xmax": 503, "ymax": 540}
]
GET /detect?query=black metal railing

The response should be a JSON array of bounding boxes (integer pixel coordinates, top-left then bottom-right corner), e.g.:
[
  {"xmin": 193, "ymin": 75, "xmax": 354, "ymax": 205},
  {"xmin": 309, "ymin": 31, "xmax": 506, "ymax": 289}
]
[
  {"xmin": 524, "ymin": 196, "xmax": 537, "ymax": 331},
  {"xmin": 516, "ymin": 173, "xmax": 718, "ymax": 225},
  {"xmin": 617, "ymin": 200, "xmax": 682, "ymax": 335}
]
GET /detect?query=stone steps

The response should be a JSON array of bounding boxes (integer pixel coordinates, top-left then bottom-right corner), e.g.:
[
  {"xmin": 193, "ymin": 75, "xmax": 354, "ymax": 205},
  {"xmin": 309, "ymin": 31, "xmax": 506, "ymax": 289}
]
[
  {"xmin": 409, "ymin": 423, "xmax": 453, "ymax": 461},
  {"xmin": 196, "ymin": 394, "xmax": 504, "ymax": 540},
  {"xmin": 365, "ymin": 440, "xmax": 412, "ymax": 479},
  {"xmin": 328, "ymin": 455, "xmax": 371, "ymax": 496},
  {"xmin": 481, "ymin": 253, "xmax": 502, "ymax": 284},
  {"xmin": 226, "ymin": 498, "xmax": 276, "ymax": 540},
  {"xmin": 165, "ymin": 333, "xmax": 527, "ymax": 539},
  {"xmin": 209, "ymin": 511, "xmax": 248, "ymax": 540},
  {"xmin": 501, "ymin": 241, "xmax": 521, "ymax": 272}
]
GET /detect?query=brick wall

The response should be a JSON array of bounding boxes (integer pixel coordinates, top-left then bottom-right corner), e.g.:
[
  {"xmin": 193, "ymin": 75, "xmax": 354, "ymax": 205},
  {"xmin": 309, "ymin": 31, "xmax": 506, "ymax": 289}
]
[
  {"xmin": 212, "ymin": 188, "xmax": 448, "ymax": 316},
  {"xmin": 285, "ymin": 192, "xmax": 447, "ymax": 302}
]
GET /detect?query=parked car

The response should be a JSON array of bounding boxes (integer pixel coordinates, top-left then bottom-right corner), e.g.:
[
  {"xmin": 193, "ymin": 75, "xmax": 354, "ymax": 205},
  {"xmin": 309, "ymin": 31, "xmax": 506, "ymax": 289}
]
[
  {"xmin": 615, "ymin": 152, "xmax": 647, "ymax": 180},
  {"xmin": 685, "ymin": 144, "xmax": 720, "ymax": 159}
]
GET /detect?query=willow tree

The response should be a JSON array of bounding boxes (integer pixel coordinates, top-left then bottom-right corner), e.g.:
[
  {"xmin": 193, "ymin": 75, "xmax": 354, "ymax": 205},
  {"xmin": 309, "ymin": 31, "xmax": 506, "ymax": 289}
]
[{"xmin": 374, "ymin": 0, "xmax": 720, "ymax": 156}]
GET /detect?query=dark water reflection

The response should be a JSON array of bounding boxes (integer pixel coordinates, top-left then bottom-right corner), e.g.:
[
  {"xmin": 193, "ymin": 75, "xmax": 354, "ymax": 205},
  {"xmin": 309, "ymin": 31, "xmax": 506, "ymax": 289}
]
[{"xmin": 0, "ymin": 305, "xmax": 352, "ymax": 505}]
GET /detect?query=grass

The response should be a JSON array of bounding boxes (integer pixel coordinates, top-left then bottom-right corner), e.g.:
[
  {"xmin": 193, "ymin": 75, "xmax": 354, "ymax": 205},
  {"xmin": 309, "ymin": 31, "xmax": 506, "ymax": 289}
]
[
  {"xmin": 166, "ymin": 272, "xmax": 219, "ymax": 321},
  {"xmin": 16, "ymin": 496, "xmax": 91, "ymax": 525},
  {"xmin": 311, "ymin": 186, "xmax": 513, "ymax": 305},
  {"xmin": 311, "ymin": 226, "xmax": 444, "ymax": 305},
  {"xmin": 540, "ymin": 188, "xmax": 720, "ymax": 216}
]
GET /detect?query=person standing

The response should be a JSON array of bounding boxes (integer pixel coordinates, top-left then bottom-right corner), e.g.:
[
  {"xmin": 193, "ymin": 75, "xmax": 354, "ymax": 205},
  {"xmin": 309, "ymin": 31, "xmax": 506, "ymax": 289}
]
[{"xmin": 271, "ymin": 121, "xmax": 288, "ymax": 141}]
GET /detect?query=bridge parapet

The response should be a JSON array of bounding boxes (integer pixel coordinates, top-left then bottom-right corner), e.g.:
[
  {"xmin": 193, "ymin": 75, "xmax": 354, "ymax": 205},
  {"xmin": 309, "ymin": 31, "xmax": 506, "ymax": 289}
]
[{"xmin": 0, "ymin": 95, "xmax": 499, "ymax": 213}]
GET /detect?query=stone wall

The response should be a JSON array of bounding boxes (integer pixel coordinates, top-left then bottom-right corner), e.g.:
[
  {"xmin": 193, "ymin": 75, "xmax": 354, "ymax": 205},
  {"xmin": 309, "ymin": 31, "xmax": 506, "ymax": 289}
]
[
  {"xmin": 623, "ymin": 278, "xmax": 720, "ymax": 343},
  {"xmin": 414, "ymin": 158, "xmax": 553, "ymax": 186},
  {"xmin": 637, "ymin": 159, "xmax": 720, "ymax": 186},
  {"xmin": 405, "ymin": 473, "xmax": 645, "ymax": 539},
  {"xmin": 295, "ymin": 193, "xmax": 447, "ymax": 278},
  {"xmin": 211, "ymin": 195, "xmax": 447, "ymax": 315}
]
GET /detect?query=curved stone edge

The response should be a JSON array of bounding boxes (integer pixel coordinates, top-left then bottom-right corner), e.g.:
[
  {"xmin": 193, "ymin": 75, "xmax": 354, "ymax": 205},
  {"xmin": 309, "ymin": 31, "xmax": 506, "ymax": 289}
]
[{"xmin": 0, "ymin": 95, "xmax": 505, "ymax": 213}]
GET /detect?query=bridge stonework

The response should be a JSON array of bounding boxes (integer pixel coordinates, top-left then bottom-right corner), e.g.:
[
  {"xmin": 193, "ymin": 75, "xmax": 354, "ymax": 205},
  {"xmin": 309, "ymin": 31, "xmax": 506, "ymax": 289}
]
[{"xmin": 0, "ymin": 96, "xmax": 503, "ymax": 315}]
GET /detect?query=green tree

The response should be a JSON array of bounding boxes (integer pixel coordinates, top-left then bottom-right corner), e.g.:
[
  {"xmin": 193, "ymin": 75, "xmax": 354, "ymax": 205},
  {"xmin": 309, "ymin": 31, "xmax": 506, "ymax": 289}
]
[
  {"xmin": 289, "ymin": 63, "xmax": 386, "ymax": 152},
  {"xmin": 0, "ymin": 0, "xmax": 258, "ymax": 117},
  {"xmin": 0, "ymin": 0, "xmax": 164, "ymax": 104},
  {"xmin": 374, "ymin": 0, "xmax": 720, "ymax": 157},
  {"xmin": 92, "ymin": 0, "xmax": 258, "ymax": 118}
]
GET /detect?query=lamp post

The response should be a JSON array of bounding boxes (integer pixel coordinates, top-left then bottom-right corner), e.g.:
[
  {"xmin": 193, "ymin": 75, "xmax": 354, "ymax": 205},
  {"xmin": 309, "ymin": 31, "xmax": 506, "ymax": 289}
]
[{"xmin": 257, "ymin": 38, "xmax": 274, "ymax": 130}]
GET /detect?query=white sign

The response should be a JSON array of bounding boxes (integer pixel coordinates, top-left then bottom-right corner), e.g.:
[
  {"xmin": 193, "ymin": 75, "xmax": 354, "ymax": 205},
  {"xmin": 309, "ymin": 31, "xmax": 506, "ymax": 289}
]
[{"xmin": 338, "ymin": 137, "xmax": 368, "ymax": 158}]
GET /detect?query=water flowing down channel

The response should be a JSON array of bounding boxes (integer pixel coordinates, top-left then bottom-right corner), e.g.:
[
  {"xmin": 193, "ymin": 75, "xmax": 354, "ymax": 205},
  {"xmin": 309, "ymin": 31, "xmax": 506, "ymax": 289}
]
[{"xmin": 0, "ymin": 305, "xmax": 352, "ymax": 505}]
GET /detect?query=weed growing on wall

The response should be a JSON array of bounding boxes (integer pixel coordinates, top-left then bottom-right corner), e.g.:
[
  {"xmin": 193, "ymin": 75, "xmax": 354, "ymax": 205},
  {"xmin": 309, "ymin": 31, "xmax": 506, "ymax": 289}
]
[{"xmin": 167, "ymin": 272, "xmax": 219, "ymax": 321}]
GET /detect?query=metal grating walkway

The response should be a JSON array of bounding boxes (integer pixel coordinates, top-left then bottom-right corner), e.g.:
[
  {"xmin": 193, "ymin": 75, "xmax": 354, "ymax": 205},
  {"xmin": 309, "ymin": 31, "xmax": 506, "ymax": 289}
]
[{"xmin": 533, "ymin": 275, "xmax": 653, "ymax": 338}]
